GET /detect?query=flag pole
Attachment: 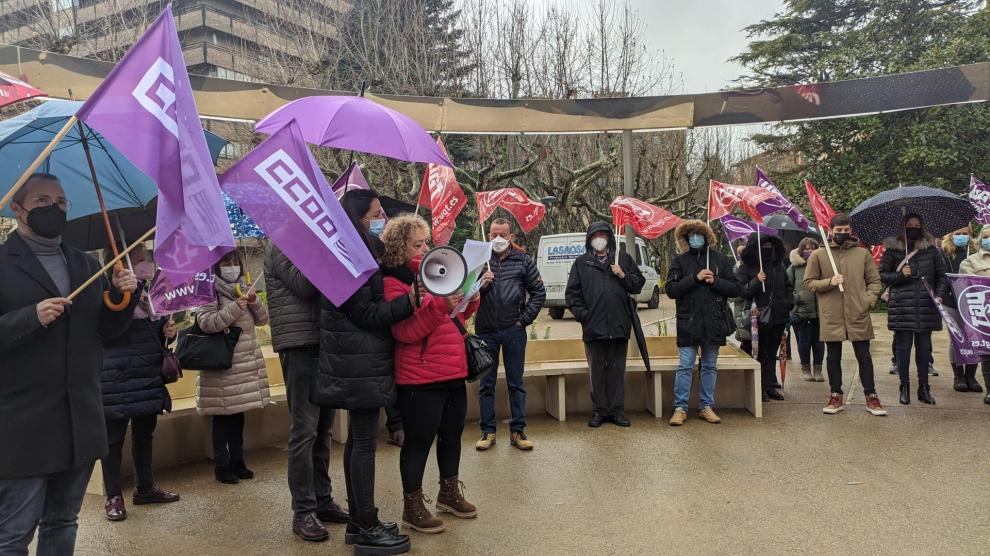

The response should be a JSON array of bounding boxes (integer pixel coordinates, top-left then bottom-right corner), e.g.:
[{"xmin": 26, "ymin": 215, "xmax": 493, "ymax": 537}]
[
  {"xmin": 706, "ymin": 180, "xmax": 712, "ymax": 268},
  {"xmin": 756, "ymin": 224, "xmax": 766, "ymax": 293},
  {"xmin": 67, "ymin": 226, "xmax": 156, "ymax": 302},
  {"xmin": 479, "ymin": 214, "xmax": 491, "ymax": 271},
  {"xmin": 818, "ymin": 224, "xmax": 844, "ymax": 293},
  {"xmin": 615, "ymin": 224, "xmax": 621, "ymax": 265},
  {"xmin": 0, "ymin": 116, "xmax": 78, "ymax": 212}
]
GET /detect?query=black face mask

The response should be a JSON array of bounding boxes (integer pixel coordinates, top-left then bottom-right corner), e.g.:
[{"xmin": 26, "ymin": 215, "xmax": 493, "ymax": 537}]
[
  {"xmin": 833, "ymin": 232, "xmax": 850, "ymax": 246},
  {"xmin": 761, "ymin": 248, "xmax": 773, "ymax": 260},
  {"xmin": 905, "ymin": 227, "xmax": 923, "ymax": 241},
  {"xmin": 25, "ymin": 204, "xmax": 67, "ymax": 239}
]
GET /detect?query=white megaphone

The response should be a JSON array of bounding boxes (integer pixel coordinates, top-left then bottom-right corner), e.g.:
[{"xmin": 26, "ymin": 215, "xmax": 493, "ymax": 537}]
[{"xmin": 419, "ymin": 246, "xmax": 467, "ymax": 296}]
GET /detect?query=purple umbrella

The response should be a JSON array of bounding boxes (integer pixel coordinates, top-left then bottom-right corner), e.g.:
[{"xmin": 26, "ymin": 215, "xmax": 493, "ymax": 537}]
[{"xmin": 255, "ymin": 95, "xmax": 453, "ymax": 167}]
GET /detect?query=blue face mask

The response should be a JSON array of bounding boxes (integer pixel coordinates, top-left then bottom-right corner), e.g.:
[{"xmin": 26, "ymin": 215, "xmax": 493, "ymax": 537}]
[
  {"xmin": 982, "ymin": 238, "xmax": 990, "ymax": 251},
  {"xmin": 367, "ymin": 218, "xmax": 386, "ymax": 237},
  {"xmin": 688, "ymin": 234, "xmax": 706, "ymax": 250},
  {"xmin": 953, "ymin": 234, "xmax": 970, "ymax": 247}
]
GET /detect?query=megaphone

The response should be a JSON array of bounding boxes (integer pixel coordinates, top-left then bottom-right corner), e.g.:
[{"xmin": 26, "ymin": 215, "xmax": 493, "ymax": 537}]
[{"xmin": 419, "ymin": 246, "xmax": 467, "ymax": 296}]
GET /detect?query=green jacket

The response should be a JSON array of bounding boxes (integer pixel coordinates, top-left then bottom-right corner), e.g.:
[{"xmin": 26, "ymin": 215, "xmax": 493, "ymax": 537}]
[{"xmin": 786, "ymin": 248, "xmax": 818, "ymax": 321}]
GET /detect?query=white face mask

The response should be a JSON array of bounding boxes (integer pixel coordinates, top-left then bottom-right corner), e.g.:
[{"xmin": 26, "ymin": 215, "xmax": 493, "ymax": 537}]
[
  {"xmin": 491, "ymin": 236, "xmax": 510, "ymax": 253},
  {"xmin": 219, "ymin": 266, "xmax": 241, "ymax": 282},
  {"xmin": 590, "ymin": 237, "xmax": 608, "ymax": 253}
]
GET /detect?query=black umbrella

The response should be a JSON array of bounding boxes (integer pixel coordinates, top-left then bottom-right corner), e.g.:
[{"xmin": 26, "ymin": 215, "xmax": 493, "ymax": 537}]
[
  {"xmin": 64, "ymin": 199, "xmax": 157, "ymax": 252},
  {"xmin": 628, "ymin": 298, "xmax": 650, "ymax": 372},
  {"xmin": 849, "ymin": 185, "xmax": 974, "ymax": 246},
  {"xmin": 762, "ymin": 214, "xmax": 817, "ymax": 248},
  {"xmin": 380, "ymin": 195, "xmax": 416, "ymax": 217}
]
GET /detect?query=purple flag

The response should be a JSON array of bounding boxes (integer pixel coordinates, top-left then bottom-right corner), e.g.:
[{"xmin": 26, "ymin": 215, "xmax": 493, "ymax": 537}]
[
  {"xmin": 219, "ymin": 120, "xmax": 378, "ymax": 305},
  {"xmin": 755, "ymin": 168, "xmax": 810, "ymax": 231},
  {"xmin": 147, "ymin": 268, "xmax": 216, "ymax": 316},
  {"xmin": 968, "ymin": 175, "xmax": 990, "ymax": 225},
  {"xmin": 330, "ymin": 161, "xmax": 371, "ymax": 199},
  {"xmin": 926, "ymin": 276, "xmax": 982, "ymax": 364},
  {"xmin": 719, "ymin": 214, "xmax": 778, "ymax": 243},
  {"xmin": 948, "ymin": 273, "xmax": 990, "ymax": 361},
  {"xmin": 76, "ymin": 6, "xmax": 234, "ymax": 283}
]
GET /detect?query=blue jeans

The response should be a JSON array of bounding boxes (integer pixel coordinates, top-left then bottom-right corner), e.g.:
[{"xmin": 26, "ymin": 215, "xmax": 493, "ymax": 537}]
[
  {"xmin": 674, "ymin": 345, "xmax": 719, "ymax": 411},
  {"xmin": 0, "ymin": 462, "xmax": 94, "ymax": 556},
  {"xmin": 477, "ymin": 325, "xmax": 528, "ymax": 434}
]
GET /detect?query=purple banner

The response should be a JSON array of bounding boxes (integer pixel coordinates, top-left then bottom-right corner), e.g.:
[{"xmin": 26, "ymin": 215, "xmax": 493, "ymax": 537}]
[
  {"xmin": 719, "ymin": 214, "xmax": 778, "ymax": 243},
  {"xmin": 147, "ymin": 268, "xmax": 216, "ymax": 316},
  {"xmin": 968, "ymin": 175, "xmax": 990, "ymax": 225},
  {"xmin": 949, "ymin": 273, "xmax": 990, "ymax": 362},
  {"xmin": 330, "ymin": 161, "xmax": 371, "ymax": 199},
  {"xmin": 755, "ymin": 168, "xmax": 811, "ymax": 231},
  {"xmin": 926, "ymin": 276, "xmax": 982, "ymax": 364}
]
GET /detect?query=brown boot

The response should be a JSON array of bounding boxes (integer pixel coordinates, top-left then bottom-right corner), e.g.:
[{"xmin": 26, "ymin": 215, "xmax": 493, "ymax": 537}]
[
  {"xmin": 801, "ymin": 364, "xmax": 813, "ymax": 381},
  {"xmin": 401, "ymin": 490, "xmax": 445, "ymax": 534},
  {"xmin": 436, "ymin": 476, "xmax": 477, "ymax": 519},
  {"xmin": 812, "ymin": 364, "xmax": 824, "ymax": 382}
]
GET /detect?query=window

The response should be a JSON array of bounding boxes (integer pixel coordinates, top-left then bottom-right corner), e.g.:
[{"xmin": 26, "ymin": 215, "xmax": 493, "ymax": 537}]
[{"xmin": 50, "ymin": 0, "xmax": 78, "ymax": 12}]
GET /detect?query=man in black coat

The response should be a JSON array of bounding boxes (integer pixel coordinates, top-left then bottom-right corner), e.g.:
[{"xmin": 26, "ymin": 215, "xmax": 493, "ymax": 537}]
[
  {"xmin": 565, "ymin": 221, "xmax": 646, "ymax": 428},
  {"xmin": 474, "ymin": 218, "xmax": 546, "ymax": 452},
  {"xmin": 0, "ymin": 174, "xmax": 137, "ymax": 555},
  {"xmin": 664, "ymin": 220, "xmax": 742, "ymax": 426}
]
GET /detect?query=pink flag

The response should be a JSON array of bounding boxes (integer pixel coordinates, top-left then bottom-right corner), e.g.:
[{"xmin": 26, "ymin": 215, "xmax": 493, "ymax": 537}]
[{"xmin": 610, "ymin": 196, "xmax": 681, "ymax": 239}]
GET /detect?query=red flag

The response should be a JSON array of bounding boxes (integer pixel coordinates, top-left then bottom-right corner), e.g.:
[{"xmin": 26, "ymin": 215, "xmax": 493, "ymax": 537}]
[
  {"xmin": 475, "ymin": 188, "xmax": 546, "ymax": 233},
  {"xmin": 708, "ymin": 180, "xmax": 775, "ymax": 223},
  {"xmin": 871, "ymin": 245, "xmax": 885, "ymax": 265},
  {"xmin": 804, "ymin": 179, "xmax": 836, "ymax": 230},
  {"xmin": 610, "ymin": 196, "xmax": 682, "ymax": 239},
  {"xmin": 0, "ymin": 70, "xmax": 46, "ymax": 108},
  {"xmin": 418, "ymin": 138, "xmax": 467, "ymax": 245}
]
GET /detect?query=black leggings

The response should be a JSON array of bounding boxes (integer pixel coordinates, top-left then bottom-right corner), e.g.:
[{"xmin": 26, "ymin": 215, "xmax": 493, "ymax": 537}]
[
  {"xmin": 825, "ymin": 341, "xmax": 876, "ymax": 396},
  {"xmin": 757, "ymin": 324, "xmax": 786, "ymax": 390},
  {"xmin": 343, "ymin": 408, "xmax": 380, "ymax": 520},
  {"xmin": 397, "ymin": 383, "xmax": 467, "ymax": 493},
  {"xmin": 211, "ymin": 413, "xmax": 245, "ymax": 467},
  {"xmin": 895, "ymin": 330, "xmax": 932, "ymax": 386}
]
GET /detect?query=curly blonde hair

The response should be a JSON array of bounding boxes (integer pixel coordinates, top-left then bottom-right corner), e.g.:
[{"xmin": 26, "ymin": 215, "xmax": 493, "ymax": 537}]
[{"xmin": 381, "ymin": 214, "xmax": 430, "ymax": 267}]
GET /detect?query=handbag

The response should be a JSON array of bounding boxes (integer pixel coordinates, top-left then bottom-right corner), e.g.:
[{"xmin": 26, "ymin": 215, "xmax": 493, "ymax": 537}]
[
  {"xmin": 143, "ymin": 319, "xmax": 183, "ymax": 384},
  {"xmin": 757, "ymin": 293, "xmax": 774, "ymax": 327},
  {"xmin": 450, "ymin": 317, "xmax": 496, "ymax": 383},
  {"xmin": 175, "ymin": 320, "xmax": 242, "ymax": 372},
  {"xmin": 718, "ymin": 299, "xmax": 737, "ymax": 337}
]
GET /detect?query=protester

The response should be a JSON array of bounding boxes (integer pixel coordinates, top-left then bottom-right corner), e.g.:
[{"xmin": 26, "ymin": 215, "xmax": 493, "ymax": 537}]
[
  {"xmin": 787, "ymin": 237, "xmax": 825, "ymax": 382},
  {"xmin": 940, "ymin": 225, "xmax": 982, "ymax": 393},
  {"xmin": 878, "ymin": 213, "xmax": 948, "ymax": 405},
  {"xmin": 664, "ymin": 220, "xmax": 742, "ymax": 426},
  {"xmin": 804, "ymin": 214, "xmax": 886, "ymax": 415},
  {"xmin": 730, "ymin": 242, "xmax": 753, "ymax": 356},
  {"xmin": 737, "ymin": 232, "xmax": 792, "ymax": 401},
  {"xmin": 958, "ymin": 226, "xmax": 990, "ymax": 404},
  {"xmin": 100, "ymin": 245, "xmax": 179, "ymax": 522},
  {"xmin": 565, "ymin": 222, "xmax": 646, "ymax": 427},
  {"xmin": 196, "ymin": 251, "xmax": 271, "ymax": 482},
  {"xmin": 381, "ymin": 215, "xmax": 481, "ymax": 535},
  {"xmin": 0, "ymin": 173, "xmax": 138, "ymax": 555},
  {"xmin": 475, "ymin": 217, "xmax": 546, "ymax": 452},
  {"xmin": 311, "ymin": 189, "xmax": 415, "ymax": 553}
]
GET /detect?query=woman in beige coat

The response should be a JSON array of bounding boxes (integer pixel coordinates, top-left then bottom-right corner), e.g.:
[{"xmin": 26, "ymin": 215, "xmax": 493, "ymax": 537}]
[
  {"xmin": 196, "ymin": 251, "xmax": 270, "ymax": 484},
  {"xmin": 959, "ymin": 227, "xmax": 990, "ymax": 404}
]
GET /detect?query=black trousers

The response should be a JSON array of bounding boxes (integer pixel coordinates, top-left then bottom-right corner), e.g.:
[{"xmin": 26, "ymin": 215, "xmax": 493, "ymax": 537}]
[
  {"xmin": 757, "ymin": 324, "xmax": 786, "ymax": 391},
  {"xmin": 895, "ymin": 330, "xmax": 932, "ymax": 386},
  {"xmin": 584, "ymin": 338, "xmax": 628, "ymax": 415},
  {"xmin": 385, "ymin": 404, "xmax": 402, "ymax": 434},
  {"xmin": 343, "ymin": 409, "xmax": 380, "ymax": 520},
  {"xmin": 397, "ymin": 383, "xmax": 467, "ymax": 493},
  {"xmin": 281, "ymin": 347, "xmax": 334, "ymax": 516},
  {"xmin": 825, "ymin": 341, "xmax": 876, "ymax": 396},
  {"xmin": 211, "ymin": 413, "xmax": 246, "ymax": 467},
  {"xmin": 101, "ymin": 414, "xmax": 158, "ymax": 497}
]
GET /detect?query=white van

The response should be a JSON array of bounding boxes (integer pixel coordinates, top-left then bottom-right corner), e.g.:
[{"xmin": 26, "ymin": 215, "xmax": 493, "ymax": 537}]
[{"xmin": 536, "ymin": 232, "xmax": 661, "ymax": 319}]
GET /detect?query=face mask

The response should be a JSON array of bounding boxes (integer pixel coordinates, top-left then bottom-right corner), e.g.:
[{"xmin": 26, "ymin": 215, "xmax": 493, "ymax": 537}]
[
  {"xmin": 953, "ymin": 234, "xmax": 969, "ymax": 247},
  {"xmin": 833, "ymin": 232, "xmax": 850, "ymax": 246},
  {"xmin": 688, "ymin": 234, "xmax": 705, "ymax": 250},
  {"xmin": 491, "ymin": 236, "xmax": 510, "ymax": 253},
  {"xmin": 367, "ymin": 218, "xmax": 386, "ymax": 237},
  {"xmin": 761, "ymin": 247, "xmax": 773, "ymax": 259},
  {"xmin": 133, "ymin": 261, "xmax": 155, "ymax": 281},
  {"xmin": 590, "ymin": 237, "xmax": 608, "ymax": 253},
  {"xmin": 219, "ymin": 266, "xmax": 241, "ymax": 282},
  {"xmin": 802, "ymin": 250, "xmax": 814, "ymax": 260},
  {"xmin": 982, "ymin": 238, "xmax": 990, "ymax": 251},
  {"xmin": 905, "ymin": 227, "xmax": 923, "ymax": 241},
  {"xmin": 24, "ymin": 204, "xmax": 67, "ymax": 239}
]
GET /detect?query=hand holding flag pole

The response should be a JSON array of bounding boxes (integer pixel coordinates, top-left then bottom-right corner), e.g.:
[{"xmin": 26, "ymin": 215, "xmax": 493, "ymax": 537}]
[{"xmin": 805, "ymin": 179, "xmax": 843, "ymax": 293}]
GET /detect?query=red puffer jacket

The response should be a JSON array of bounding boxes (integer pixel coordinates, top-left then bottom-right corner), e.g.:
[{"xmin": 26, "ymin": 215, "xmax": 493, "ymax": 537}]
[{"xmin": 383, "ymin": 266, "xmax": 480, "ymax": 386}]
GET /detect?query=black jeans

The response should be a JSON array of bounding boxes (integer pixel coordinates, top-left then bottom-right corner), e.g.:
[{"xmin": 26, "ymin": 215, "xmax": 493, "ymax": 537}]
[
  {"xmin": 211, "ymin": 413, "xmax": 245, "ymax": 467},
  {"xmin": 385, "ymin": 405, "xmax": 402, "ymax": 434},
  {"xmin": 757, "ymin": 324, "xmax": 786, "ymax": 390},
  {"xmin": 584, "ymin": 338, "xmax": 628, "ymax": 415},
  {"xmin": 281, "ymin": 347, "xmax": 334, "ymax": 516},
  {"xmin": 0, "ymin": 462, "xmax": 94, "ymax": 556},
  {"xmin": 825, "ymin": 341, "xmax": 876, "ymax": 395},
  {"xmin": 793, "ymin": 319, "xmax": 824, "ymax": 365},
  {"xmin": 397, "ymin": 383, "xmax": 467, "ymax": 493},
  {"xmin": 343, "ymin": 409, "xmax": 380, "ymax": 520},
  {"xmin": 895, "ymin": 330, "xmax": 933, "ymax": 386},
  {"xmin": 102, "ymin": 414, "xmax": 158, "ymax": 498}
]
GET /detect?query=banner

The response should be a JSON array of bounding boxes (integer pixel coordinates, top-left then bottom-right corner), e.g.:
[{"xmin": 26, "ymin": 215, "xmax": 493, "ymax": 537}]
[
  {"xmin": 719, "ymin": 214, "xmax": 778, "ymax": 243},
  {"xmin": 609, "ymin": 196, "xmax": 681, "ymax": 239},
  {"xmin": 0, "ymin": 70, "xmax": 46, "ymax": 108},
  {"xmin": 475, "ymin": 188, "xmax": 546, "ymax": 233},
  {"xmin": 708, "ymin": 180, "xmax": 775, "ymax": 223},
  {"xmin": 219, "ymin": 120, "xmax": 378, "ymax": 305},
  {"xmin": 755, "ymin": 168, "xmax": 810, "ymax": 230},
  {"xmin": 969, "ymin": 175, "xmax": 990, "ymax": 225},
  {"xmin": 330, "ymin": 161, "xmax": 371, "ymax": 199},
  {"xmin": 418, "ymin": 138, "xmax": 467, "ymax": 245},
  {"xmin": 147, "ymin": 269, "xmax": 216, "ymax": 316},
  {"xmin": 804, "ymin": 178, "xmax": 837, "ymax": 230},
  {"xmin": 925, "ymin": 276, "xmax": 981, "ymax": 364}
]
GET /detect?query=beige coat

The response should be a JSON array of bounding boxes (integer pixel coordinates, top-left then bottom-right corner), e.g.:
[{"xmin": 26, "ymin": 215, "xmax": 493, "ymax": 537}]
[
  {"xmin": 959, "ymin": 249, "xmax": 990, "ymax": 277},
  {"xmin": 195, "ymin": 280, "xmax": 271, "ymax": 416},
  {"xmin": 804, "ymin": 240, "xmax": 882, "ymax": 342}
]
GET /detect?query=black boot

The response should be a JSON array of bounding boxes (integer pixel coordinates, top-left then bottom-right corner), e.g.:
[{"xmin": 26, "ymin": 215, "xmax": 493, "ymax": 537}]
[
  {"xmin": 230, "ymin": 460, "xmax": 254, "ymax": 480},
  {"xmin": 953, "ymin": 365, "xmax": 969, "ymax": 392},
  {"xmin": 917, "ymin": 384, "xmax": 936, "ymax": 405},
  {"xmin": 214, "ymin": 465, "xmax": 239, "ymax": 484},
  {"xmin": 899, "ymin": 384, "xmax": 910, "ymax": 405},
  {"xmin": 985, "ymin": 369, "xmax": 990, "ymax": 404},
  {"xmin": 346, "ymin": 508, "xmax": 399, "ymax": 545},
  {"xmin": 353, "ymin": 511, "xmax": 410, "ymax": 556},
  {"xmin": 965, "ymin": 367, "xmax": 983, "ymax": 393}
]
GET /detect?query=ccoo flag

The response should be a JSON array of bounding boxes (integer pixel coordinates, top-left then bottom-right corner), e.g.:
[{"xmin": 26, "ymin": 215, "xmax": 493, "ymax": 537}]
[
  {"xmin": 76, "ymin": 5, "xmax": 234, "ymax": 283},
  {"xmin": 219, "ymin": 120, "xmax": 378, "ymax": 305},
  {"xmin": 755, "ymin": 168, "xmax": 810, "ymax": 230},
  {"xmin": 719, "ymin": 214, "xmax": 778, "ymax": 243}
]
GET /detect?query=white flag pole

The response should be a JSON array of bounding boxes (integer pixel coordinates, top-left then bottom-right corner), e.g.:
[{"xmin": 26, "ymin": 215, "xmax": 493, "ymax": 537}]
[
  {"xmin": 756, "ymin": 225, "xmax": 766, "ymax": 293},
  {"xmin": 819, "ymin": 224, "xmax": 844, "ymax": 293}
]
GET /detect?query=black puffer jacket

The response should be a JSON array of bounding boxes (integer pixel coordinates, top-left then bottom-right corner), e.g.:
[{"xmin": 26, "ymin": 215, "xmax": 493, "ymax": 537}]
[
  {"xmin": 878, "ymin": 236, "xmax": 947, "ymax": 331},
  {"xmin": 101, "ymin": 315, "xmax": 172, "ymax": 420},
  {"xmin": 940, "ymin": 241, "xmax": 970, "ymax": 309},
  {"xmin": 313, "ymin": 270, "xmax": 414, "ymax": 409},
  {"xmin": 565, "ymin": 222, "xmax": 646, "ymax": 342},
  {"xmin": 476, "ymin": 248, "xmax": 546, "ymax": 332},
  {"xmin": 264, "ymin": 244, "xmax": 319, "ymax": 352},
  {"xmin": 665, "ymin": 220, "xmax": 743, "ymax": 347},
  {"xmin": 736, "ymin": 233, "xmax": 793, "ymax": 327}
]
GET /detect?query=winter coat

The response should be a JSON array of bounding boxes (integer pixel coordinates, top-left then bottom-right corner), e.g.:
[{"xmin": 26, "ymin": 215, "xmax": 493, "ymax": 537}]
[
  {"xmin": 195, "ymin": 279, "xmax": 271, "ymax": 416},
  {"xmin": 664, "ymin": 220, "xmax": 742, "ymax": 347},
  {"xmin": 878, "ymin": 236, "xmax": 947, "ymax": 332},
  {"xmin": 314, "ymin": 269, "xmax": 414, "ymax": 409},
  {"xmin": 264, "ymin": 244, "xmax": 319, "ymax": 352},
  {"xmin": 960, "ymin": 249, "xmax": 990, "ymax": 277},
  {"xmin": 804, "ymin": 237, "xmax": 882, "ymax": 342},
  {"xmin": 565, "ymin": 221, "xmax": 646, "ymax": 342},
  {"xmin": 732, "ymin": 294, "xmax": 751, "ymax": 342},
  {"xmin": 101, "ymin": 314, "xmax": 172, "ymax": 420},
  {"xmin": 939, "ymin": 239, "xmax": 973, "ymax": 309},
  {"xmin": 736, "ymin": 233, "xmax": 793, "ymax": 327},
  {"xmin": 786, "ymin": 249, "xmax": 818, "ymax": 321},
  {"xmin": 476, "ymin": 248, "xmax": 546, "ymax": 332},
  {"xmin": 383, "ymin": 264, "xmax": 480, "ymax": 386},
  {"xmin": 0, "ymin": 232, "xmax": 137, "ymax": 478}
]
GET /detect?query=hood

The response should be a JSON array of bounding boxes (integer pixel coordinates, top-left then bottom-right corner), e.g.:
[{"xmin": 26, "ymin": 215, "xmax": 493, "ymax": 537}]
[
  {"xmin": 883, "ymin": 235, "xmax": 933, "ymax": 252},
  {"xmin": 585, "ymin": 221, "xmax": 616, "ymax": 254},
  {"xmin": 673, "ymin": 219, "xmax": 717, "ymax": 254},
  {"xmin": 788, "ymin": 248, "xmax": 808, "ymax": 267},
  {"xmin": 740, "ymin": 232, "xmax": 785, "ymax": 267}
]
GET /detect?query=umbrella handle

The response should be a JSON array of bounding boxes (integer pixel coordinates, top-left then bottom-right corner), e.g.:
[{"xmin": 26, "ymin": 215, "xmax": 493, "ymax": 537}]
[{"xmin": 103, "ymin": 260, "xmax": 132, "ymax": 311}]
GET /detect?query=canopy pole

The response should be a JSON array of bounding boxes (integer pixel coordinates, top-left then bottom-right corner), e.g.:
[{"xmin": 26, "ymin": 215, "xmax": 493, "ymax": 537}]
[{"xmin": 621, "ymin": 130, "xmax": 636, "ymax": 265}]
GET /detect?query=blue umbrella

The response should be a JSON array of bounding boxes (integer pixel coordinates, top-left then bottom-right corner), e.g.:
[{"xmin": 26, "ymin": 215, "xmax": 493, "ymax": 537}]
[{"xmin": 849, "ymin": 185, "xmax": 974, "ymax": 246}]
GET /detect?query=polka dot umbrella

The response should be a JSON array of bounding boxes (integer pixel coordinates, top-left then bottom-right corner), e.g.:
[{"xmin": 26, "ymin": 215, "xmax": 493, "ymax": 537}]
[{"xmin": 849, "ymin": 185, "xmax": 974, "ymax": 246}]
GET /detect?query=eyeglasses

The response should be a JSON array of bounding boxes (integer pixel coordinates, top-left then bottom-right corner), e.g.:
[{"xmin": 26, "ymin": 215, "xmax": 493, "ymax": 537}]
[{"xmin": 26, "ymin": 195, "xmax": 70, "ymax": 212}]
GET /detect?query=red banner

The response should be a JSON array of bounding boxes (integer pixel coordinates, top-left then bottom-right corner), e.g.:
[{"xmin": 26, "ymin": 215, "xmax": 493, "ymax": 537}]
[
  {"xmin": 804, "ymin": 179, "xmax": 836, "ymax": 230},
  {"xmin": 871, "ymin": 245, "xmax": 885, "ymax": 266},
  {"xmin": 610, "ymin": 196, "xmax": 682, "ymax": 239},
  {"xmin": 0, "ymin": 70, "xmax": 46, "ymax": 108},
  {"xmin": 475, "ymin": 187, "xmax": 546, "ymax": 233},
  {"xmin": 418, "ymin": 138, "xmax": 467, "ymax": 245},
  {"xmin": 708, "ymin": 180, "xmax": 775, "ymax": 223}
]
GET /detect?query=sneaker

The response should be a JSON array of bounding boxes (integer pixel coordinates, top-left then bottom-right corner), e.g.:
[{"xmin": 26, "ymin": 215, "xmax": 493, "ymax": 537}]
[
  {"xmin": 510, "ymin": 432, "xmax": 533, "ymax": 451},
  {"xmin": 475, "ymin": 433, "xmax": 496, "ymax": 451},
  {"xmin": 697, "ymin": 407, "xmax": 722, "ymax": 424},
  {"xmin": 668, "ymin": 409, "xmax": 687, "ymax": 426},
  {"xmin": 822, "ymin": 393, "xmax": 844, "ymax": 414},
  {"xmin": 865, "ymin": 394, "xmax": 888, "ymax": 416},
  {"xmin": 104, "ymin": 495, "xmax": 127, "ymax": 522}
]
